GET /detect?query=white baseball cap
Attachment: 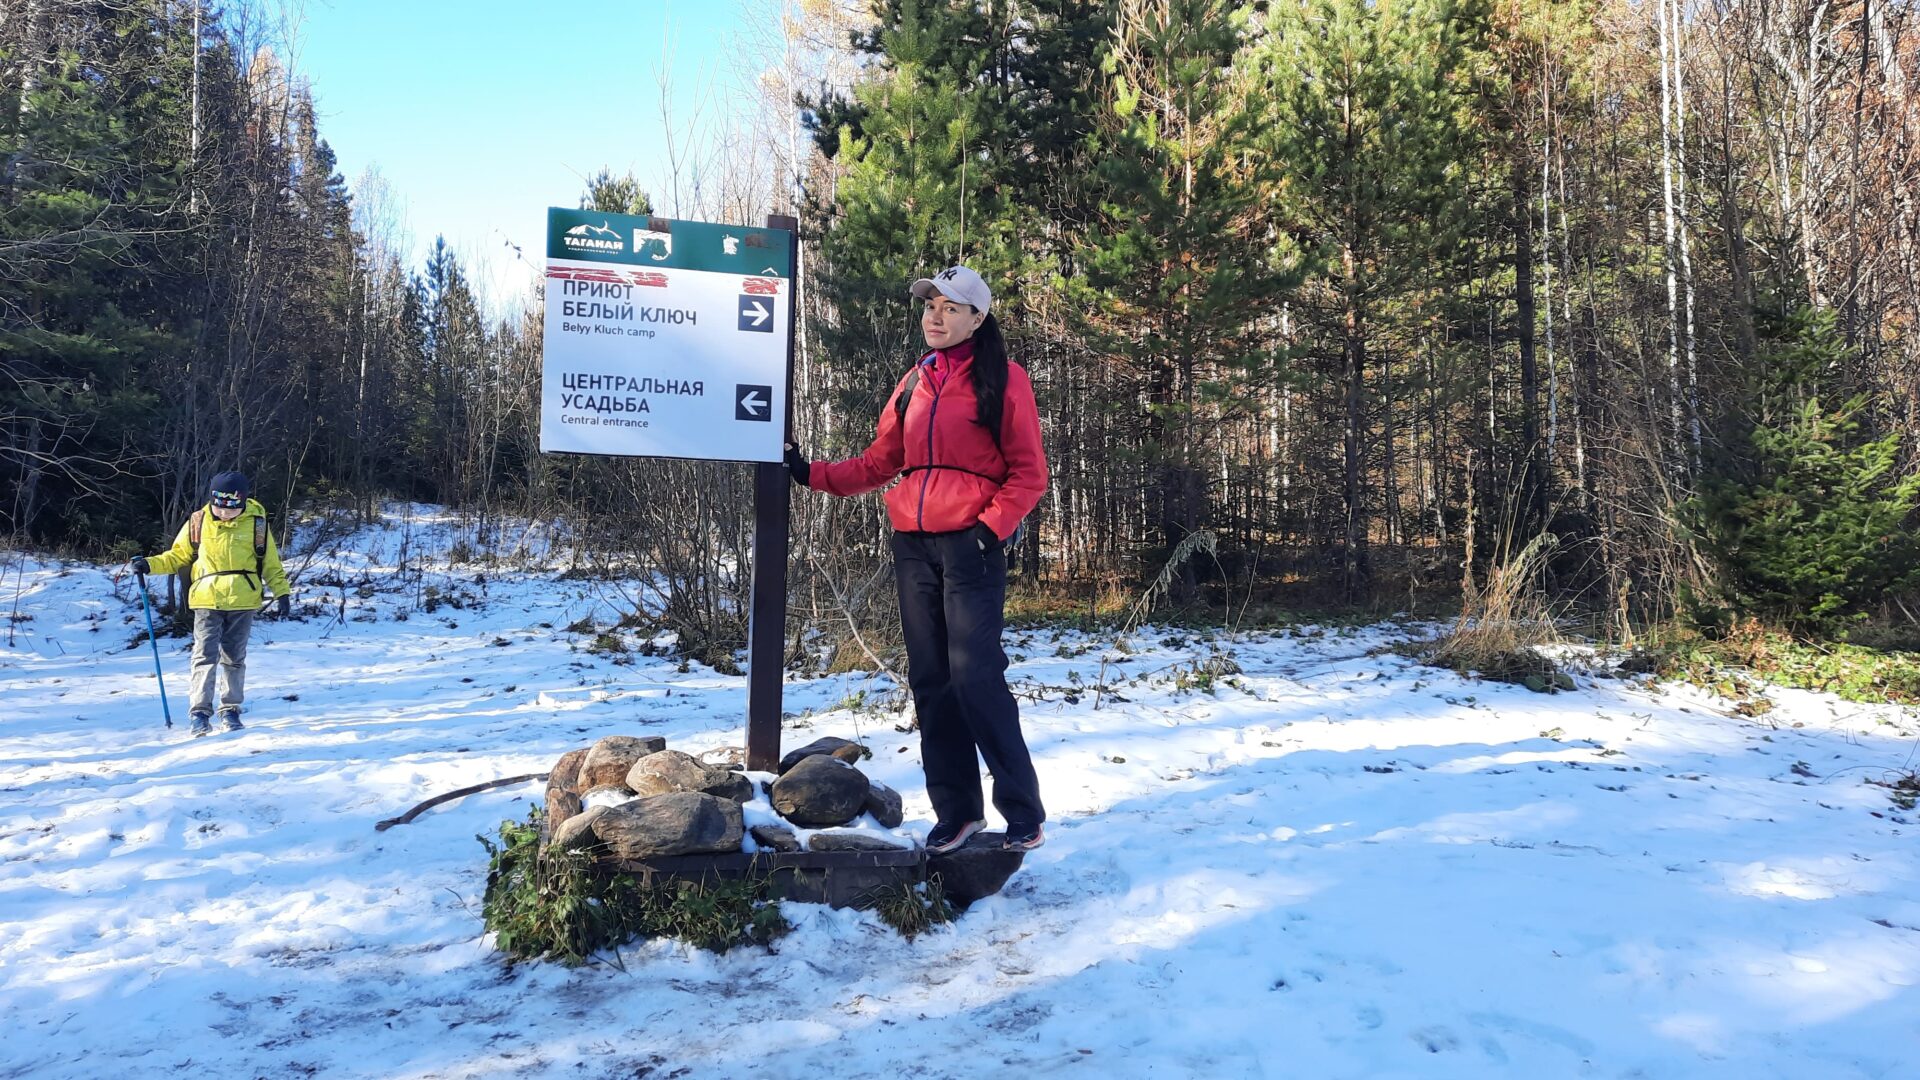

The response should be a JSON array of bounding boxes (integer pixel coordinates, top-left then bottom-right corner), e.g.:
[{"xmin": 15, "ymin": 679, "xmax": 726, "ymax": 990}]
[{"xmin": 909, "ymin": 265, "xmax": 992, "ymax": 315}]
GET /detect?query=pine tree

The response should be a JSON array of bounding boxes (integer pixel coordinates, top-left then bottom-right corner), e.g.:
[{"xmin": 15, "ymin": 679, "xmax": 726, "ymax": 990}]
[
  {"xmin": 1253, "ymin": 0, "xmax": 1479, "ymax": 599},
  {"xmin": 1687, "ymin": 306, "xmax": 1920, "ymax": 632},
  {"xmin": 1464, "ymin": 0, "xmax": 1595, "ymax": 551},
  {"xmin": 0, "ymin": 9, "xmax": 195, "ymax": 541},
  {"xmin": 418, "ymin": 237, "xmax": 487, "ymax": 502},
  {"xmin": 1074, "ymin": 0, "xmax": 1297, "ymax": 596},
  {"xmin": 581, "ymin": 168, "xmax": 652, "ymax": 217},
  {"xmin": 804, "ymin": 0, "xmax": 1024, "ymax": 435}
]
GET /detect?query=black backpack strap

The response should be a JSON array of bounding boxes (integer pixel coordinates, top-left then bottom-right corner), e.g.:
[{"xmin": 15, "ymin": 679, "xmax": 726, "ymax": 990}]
[
  {"xmin": 893, "ymin": 355, "xmax": 932, "ymax": 430},
  {"xmin": 253, "ymin": 515, "xmax": 268, "ymax": 581}
]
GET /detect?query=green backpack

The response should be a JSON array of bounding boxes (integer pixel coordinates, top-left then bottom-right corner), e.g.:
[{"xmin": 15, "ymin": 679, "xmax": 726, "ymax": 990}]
[{"xmin": 183, "ymin": 508, "xmax": 269, "ymax": 585}]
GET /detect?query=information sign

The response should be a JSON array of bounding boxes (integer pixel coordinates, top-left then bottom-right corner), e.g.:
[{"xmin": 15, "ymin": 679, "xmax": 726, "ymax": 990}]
[{"xmin": 539, "ymin": 209, "xmax": 793, "ymax": 462}]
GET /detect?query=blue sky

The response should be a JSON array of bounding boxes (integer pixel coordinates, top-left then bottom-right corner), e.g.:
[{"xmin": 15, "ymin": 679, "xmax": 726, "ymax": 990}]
[{"xmin": 296, "ymin": 0, "xmax": 749, "ymax": 309}]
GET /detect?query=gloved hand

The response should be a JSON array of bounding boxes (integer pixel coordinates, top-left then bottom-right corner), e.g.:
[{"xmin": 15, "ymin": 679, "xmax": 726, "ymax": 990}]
[
  {"xmin": 129, "ymin": 557, "xmax": 150, "ymax": 576},
  {"xmin": 783, "ymin": 442, "xmax": 811, "ymax": 487},
  {"xmin": 972, "ymin": 523, "xmax": 1003, "ymax": 553},
  {"xmin": 275, "ymin": 594, "xmax": 291, "ymax": 617}
]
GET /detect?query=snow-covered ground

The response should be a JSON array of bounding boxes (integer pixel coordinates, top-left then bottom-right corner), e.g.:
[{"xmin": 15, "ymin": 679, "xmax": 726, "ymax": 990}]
[{"xmin": 4, "ymin": 507, "xmax": 1919, "ymax": 1079}]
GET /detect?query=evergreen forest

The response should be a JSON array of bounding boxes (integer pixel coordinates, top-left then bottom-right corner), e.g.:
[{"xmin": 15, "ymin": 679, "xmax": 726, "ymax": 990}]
[{"xmin": 6, "ymin": 0, "xmax": 1919, "ymax": 657}]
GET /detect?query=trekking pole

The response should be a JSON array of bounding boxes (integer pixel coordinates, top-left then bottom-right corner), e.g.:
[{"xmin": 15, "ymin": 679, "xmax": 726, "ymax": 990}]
[{"xmin": 134, "ymin": 572, "xmax": 174, "ymax": 730}]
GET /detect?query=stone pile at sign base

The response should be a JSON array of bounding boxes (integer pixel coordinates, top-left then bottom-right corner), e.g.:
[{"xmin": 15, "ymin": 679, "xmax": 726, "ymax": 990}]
[{"xmin": 539, "ymin": 733, "xmax": 1024, "ymax": 909}]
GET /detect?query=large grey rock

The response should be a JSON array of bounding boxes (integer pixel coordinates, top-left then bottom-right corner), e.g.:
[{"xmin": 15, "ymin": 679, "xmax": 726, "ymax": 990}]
[
  {"xmin": 625, "ymin": 750, "xmax": 713, "ymax": 796},
  {"xmin": 702, "ymin": 771, "xmax": 754, "ymax": 804},
  {"xmin": 549, "ymin": 747, "xmax": 590, "ymax": 794},
  {"xmin": 770, "ymin": 754, "xmax": 870, "ymax": 827},
  {"xmin": 749, "ymin": 824, "xmax": 801, "ymax": 853},
  {"xmin": 862, "ymin": 780, "xmax": 904, "ymax": 829},
  {"xmin": 778, "ymin": 736, "xmax": 870, "ymax": 775},
  {"xmin": 545, "ymin": 783, "xmax": 583, "ymax": 832},
  {"xmin": 929, "ymin": 833, "xmax": 1027, "ymax": 908},
  {"xmin": 808, "ymin": 831, "xmax": 908, "ymax": 852},
  {"xmin": 549, "ymin": 804, "xmax": 608, "ymax": 852},
  {"xmin": 580, "ymin": 735, "xmax": 666, "ymax": 789},
  {"xmin": 627, "ymin": 748, "xmax": 753, "ymax": 804},
  {"xmin": 591, "ymin": 792, "xmax": 744, "ymax": 861}
]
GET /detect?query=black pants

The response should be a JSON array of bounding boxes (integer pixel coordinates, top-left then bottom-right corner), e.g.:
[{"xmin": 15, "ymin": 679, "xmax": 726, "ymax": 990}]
[{"xmin": 892, "ymin": 529, "xmax": 1045, "ymax": 829}]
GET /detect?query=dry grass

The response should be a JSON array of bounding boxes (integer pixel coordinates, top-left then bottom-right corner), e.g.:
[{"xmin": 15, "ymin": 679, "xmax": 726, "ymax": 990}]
[{"xmin": 1423, "ymin": 533, "xmax": 1565, "ymax": 688}]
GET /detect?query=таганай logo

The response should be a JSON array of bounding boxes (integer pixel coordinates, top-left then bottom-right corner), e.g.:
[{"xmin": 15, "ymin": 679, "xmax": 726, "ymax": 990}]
[{"xmin": 563, "ymin": 220, "xmax": 625, "ymax": 254}]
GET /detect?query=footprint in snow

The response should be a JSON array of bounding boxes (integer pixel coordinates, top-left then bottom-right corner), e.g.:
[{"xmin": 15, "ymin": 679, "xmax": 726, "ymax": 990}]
[
  {"xmin": 1465, "ymin": 1011, "xmax": 1596, "ymax": 1058},
  {"xmin": 1411, "ymin": 1026, "xmax": 1460, "ymax": 1054}
]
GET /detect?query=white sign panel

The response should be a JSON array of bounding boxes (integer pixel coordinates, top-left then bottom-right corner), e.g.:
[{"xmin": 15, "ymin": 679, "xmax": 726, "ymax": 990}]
[{"xmin": 538, "ymin": 210, "xmax": 792, "ymax": 463}]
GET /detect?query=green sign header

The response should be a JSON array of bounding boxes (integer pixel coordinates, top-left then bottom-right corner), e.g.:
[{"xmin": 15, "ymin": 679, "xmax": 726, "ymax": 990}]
[{"xmin": 546, "ymin": 208, "xmax": 792, "ymax": 277}]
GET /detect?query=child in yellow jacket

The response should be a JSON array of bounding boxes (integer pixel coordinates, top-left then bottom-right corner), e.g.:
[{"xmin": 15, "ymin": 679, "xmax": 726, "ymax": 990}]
[{"xmin": 131, "ymin": 471, "xmax": 292, "ymax": 736}]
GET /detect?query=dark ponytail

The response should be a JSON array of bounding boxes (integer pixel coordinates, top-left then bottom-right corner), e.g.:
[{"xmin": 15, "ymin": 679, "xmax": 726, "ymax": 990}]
[{"xmin": 969, "ymin": 312, "xmax": 1009, "ymax": 442}]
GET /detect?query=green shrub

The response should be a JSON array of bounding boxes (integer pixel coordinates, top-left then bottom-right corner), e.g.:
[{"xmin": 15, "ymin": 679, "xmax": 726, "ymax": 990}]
[
  {"xmin": 1624, "ymin": 625, "xmax": 1920, "ymax": 706},
  {"xmin": 478, "ymin": 811, "xmax": 788, "ymax": 964},
  {"xmin": 1686, "ymin": 306, "xmax": 1920, "ymax": 633},
  {"xmin": 861, "ymin": 877, "xmax": 955, "ymax": 940},
  {"xmin": 1739, "ymin": 637, "xmax": 1920, "ymax": 704}
]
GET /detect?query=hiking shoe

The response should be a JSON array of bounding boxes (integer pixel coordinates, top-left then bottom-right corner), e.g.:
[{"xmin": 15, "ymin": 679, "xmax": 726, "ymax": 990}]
[
  {"xmin": 1002, "ymin": 823, "xmax": 1045, "ymax": 851},
  {"xmin": 189, "ymin": 712, "xmax": 214, "ymax": 737},
  {"xmin": 924, "ymin": 819, "xmax": 986, "ymax": 855},
  {"xmin": 220, "ymin": 710, "xmax": 244, "ymax": 732}
]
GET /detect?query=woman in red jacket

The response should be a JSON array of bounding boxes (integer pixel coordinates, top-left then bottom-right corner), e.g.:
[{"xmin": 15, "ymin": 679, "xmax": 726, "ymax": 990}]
[{"xmin": 785, "ymin": 265, "xmax": 1049, "ymax": 853}]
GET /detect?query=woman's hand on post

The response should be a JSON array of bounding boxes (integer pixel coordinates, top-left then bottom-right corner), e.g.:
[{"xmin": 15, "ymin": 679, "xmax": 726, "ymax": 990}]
[{"xmin": 783, "ymin": 442, "xmax": 810, "ymax": 488}]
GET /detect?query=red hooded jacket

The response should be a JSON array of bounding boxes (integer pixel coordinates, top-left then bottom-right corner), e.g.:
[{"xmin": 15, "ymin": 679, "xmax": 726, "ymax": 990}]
[{"xmin": 807, "ymin": 341, "xmax": 1048, "ymax": 538}]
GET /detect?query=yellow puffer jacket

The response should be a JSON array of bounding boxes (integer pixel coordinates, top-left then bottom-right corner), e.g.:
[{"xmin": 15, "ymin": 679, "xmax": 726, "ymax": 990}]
[{"xmin": 145, "ymin": 499, "xmax": 291, "ymax": 611}]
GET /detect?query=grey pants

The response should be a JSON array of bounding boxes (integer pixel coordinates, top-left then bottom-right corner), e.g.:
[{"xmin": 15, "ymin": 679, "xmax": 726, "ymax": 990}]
[{"xmin": 189, "ymin": 608, "xmax": 254, "ymax": 716}]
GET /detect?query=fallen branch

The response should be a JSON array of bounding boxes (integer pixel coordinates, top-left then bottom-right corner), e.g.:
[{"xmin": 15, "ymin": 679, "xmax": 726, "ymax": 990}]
[{"xmin": 374, "ymin": 773, "xmax": 548, "ymax": 831}]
